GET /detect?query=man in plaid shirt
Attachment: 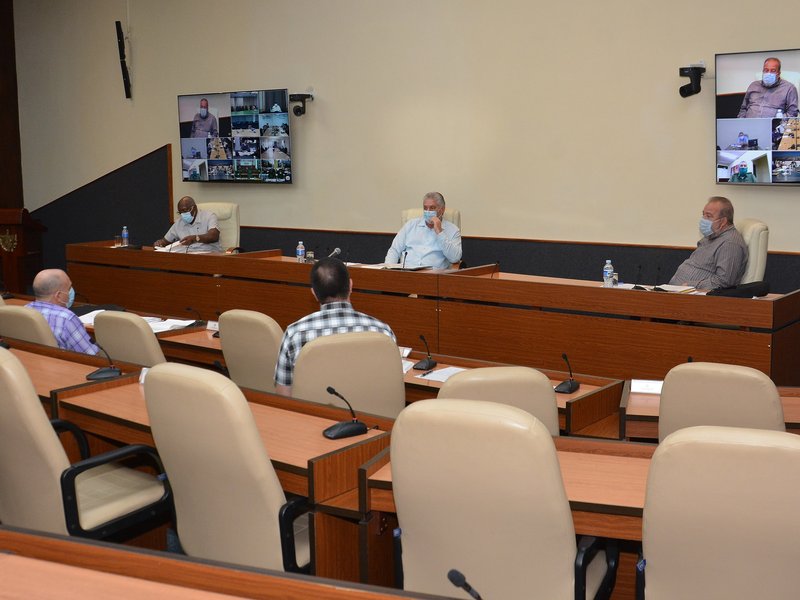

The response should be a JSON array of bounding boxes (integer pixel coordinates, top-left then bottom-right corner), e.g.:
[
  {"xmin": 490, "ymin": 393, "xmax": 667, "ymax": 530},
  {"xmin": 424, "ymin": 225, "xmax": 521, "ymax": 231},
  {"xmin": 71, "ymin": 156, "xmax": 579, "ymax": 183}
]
[
  {"xmin": 274, "ymin": 257, "xmax": 396, "ymax": 396},
  {"xmin": 26, "ymin": 269, "xmax": 99, "ymax": 355}
]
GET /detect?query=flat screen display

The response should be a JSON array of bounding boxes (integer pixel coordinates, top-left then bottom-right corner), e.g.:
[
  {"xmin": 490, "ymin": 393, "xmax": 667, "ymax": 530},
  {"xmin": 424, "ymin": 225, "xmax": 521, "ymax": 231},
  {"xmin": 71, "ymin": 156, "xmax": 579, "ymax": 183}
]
[
  {"xmin": 715, "ymin": 49, "xmax": 800, "ymax": 185},
  {"xmin": 177, "ymin": 89, "xmax": 292, "ymax": 184}
]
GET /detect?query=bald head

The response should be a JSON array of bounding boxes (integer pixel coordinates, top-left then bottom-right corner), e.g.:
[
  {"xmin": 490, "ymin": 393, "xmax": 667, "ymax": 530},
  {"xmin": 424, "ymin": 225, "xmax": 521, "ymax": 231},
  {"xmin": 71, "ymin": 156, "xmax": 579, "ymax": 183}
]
[
  {"xmin": 177, "ymin": 196, "xmax": 196, "ymax": 213},
  {"xmin": 33, "ymin": 269, "xmax": 71, "ymax": 302}
]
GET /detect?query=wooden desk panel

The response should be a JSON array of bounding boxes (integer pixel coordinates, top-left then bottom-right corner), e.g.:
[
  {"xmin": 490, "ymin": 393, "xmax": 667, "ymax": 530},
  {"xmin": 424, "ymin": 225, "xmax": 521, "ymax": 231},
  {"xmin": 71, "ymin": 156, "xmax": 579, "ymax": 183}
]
[{"xmin": 11, "ymin": 348, "xmax": 99, "ymax": 399}]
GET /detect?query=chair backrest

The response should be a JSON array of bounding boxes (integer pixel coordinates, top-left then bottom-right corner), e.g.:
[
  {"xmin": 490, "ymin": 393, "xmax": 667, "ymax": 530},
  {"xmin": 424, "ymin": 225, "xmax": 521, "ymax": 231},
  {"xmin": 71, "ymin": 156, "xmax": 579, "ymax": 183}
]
[
  {"xmin": 0, "ymin": 347, "xmax": 71, "ymax": 534},
  {"xmin": 219, "ymin": 309, "xmax": 283, "ymax": 393},
  {"xmin": 144, "ymin": 362, "xmax": 288, "ymax": 570},
  {"xmin": 658, "ymin": 361, "xmax": 784, "ymax": 442},
  {"xmin": 197, "ymin": 201, "xmax": 240, "ymax": 249},
  {"xmin": 391, "ymin": 399, "xmax": 576, "ymax": 598},
  {"xmin": 0, "ymin": 306, "xmax": 58, "ymax": 347},
  {"xmin": 437, "ymin": 366, "xmax": 560, "ymax": 436},
  {"xmin": 94, "ymin": 311, "xmax": 166, "ymax": 367},
  {"xmin": 643, "ymin": 425, "xmax": 800, "ymax": 599},
  {"xmin": 737, "ymin": 218, "xmax": 768, "ymax": 284},
  {"xmin": 401, "ymin": 207, "xmax": 461, "ymax": 232},
  {"xmin": 292, "ymin": 331, "xmax": 405, "ymax": 418}
]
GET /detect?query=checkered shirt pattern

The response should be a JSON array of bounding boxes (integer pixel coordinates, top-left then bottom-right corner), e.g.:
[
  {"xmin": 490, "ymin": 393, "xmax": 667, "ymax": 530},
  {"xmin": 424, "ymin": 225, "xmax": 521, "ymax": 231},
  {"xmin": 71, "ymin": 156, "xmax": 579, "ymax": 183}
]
[{"xmin": 26, "ymin": 301, "xmax": 99, "ymax": 355}]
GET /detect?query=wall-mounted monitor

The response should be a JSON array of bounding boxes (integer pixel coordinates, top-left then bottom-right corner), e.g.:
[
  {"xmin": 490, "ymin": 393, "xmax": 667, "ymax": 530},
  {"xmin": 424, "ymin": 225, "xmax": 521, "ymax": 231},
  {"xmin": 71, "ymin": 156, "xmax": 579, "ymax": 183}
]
[
  {"xmin": 715, "ymin": 49, "xmax": 800, "ymax": 185},
  {"xmin": 177, "ymin": 89, "xmax": 292, "ymax": 184}
]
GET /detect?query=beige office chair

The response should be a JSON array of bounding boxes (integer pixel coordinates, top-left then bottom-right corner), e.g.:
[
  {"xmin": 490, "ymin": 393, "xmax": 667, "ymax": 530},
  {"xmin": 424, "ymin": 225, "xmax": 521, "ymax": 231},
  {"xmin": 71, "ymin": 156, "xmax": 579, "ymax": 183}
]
[
  {"xmin": 144, "ymin": 362, "xmax": 310, "ymax": 573},
  {"xmin": 0, "ymin": 305, "xmax": 58, "ymax": 347},
  {"xmin": 94, "ymin": 311, "xmax": 166, "ymax": 367},
  {"xmin": 0, "ymin": 347, "xmax": 171, "ymax": 539},
  {"xmin": 736, "ymin": 218, "xmax": 768, "ymax": 284},
  {"xmin": 658, "ymin": 362, "xmax": 784, "ymax": 442},
  {"xmin": 401, "ymin": 207, "xmax": 461, "ymax": 232},
  {"xmin": 219, "ymin": 309, "xmax": 283, "ymax": 393},
  {"xmin": 641, "ymin": 425, "xmax": 800, "ymax": 599},
  {"xmin": 392, "ymin": 399, "xmax": 617, "ymax": 599},
  {"xmin": 292, "ymin": 331, "xmax": 405, "ymax": 418},
  {"xmin": 437, "ymin": 366, "xmax": 560, "ymax": 436},
  {"xmin": 197, "ymin": 201, "xmax": 240, "ymax": 251}
]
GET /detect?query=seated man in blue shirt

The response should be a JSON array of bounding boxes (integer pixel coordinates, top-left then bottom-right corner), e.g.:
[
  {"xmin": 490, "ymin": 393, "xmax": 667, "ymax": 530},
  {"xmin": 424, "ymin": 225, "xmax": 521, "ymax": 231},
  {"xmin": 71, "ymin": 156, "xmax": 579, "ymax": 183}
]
[
  {"xmin": 385, "ymin": 192, "xmax": 462, "ymax": 270},
  {"xmin": 26, "ymin": 269, "xmax": 99, "ymax": 355}
]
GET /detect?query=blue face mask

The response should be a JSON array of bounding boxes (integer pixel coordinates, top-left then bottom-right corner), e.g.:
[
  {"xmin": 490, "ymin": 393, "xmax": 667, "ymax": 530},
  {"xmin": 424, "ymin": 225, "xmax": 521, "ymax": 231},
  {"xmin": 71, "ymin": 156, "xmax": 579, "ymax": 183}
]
[
  {"xmin": 180, "ymin": 210, "xmax": 194, "ymax": 224},
  {"xmin": 66, "ymin": 287, "xmax": 75, "ymax": 309},
  {"xmin": 699, "ymin": 217, "xmax": 714, "ymax": 237},
  {"xmin": 762, "ymin": 72, "xmax": 778, "ymax": 87},
  {"xmin": 739, "ymin": 166, "xmax": 748, "ymax": 174},
  {"xmin": 423, "ymin": 210, "xmax": 438, "ymax": 223}
]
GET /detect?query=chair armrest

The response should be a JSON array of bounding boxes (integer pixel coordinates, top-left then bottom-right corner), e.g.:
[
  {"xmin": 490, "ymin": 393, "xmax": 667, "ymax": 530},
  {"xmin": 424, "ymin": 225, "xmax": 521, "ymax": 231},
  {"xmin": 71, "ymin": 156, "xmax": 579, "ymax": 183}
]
[
  {"xmin": 50, "ymin": 419, "xmax": 90, "ymax": 460},
  {"xmin": 278, "ymin": 495, "xmax": 311, "ymax": 573},
  {"xmin": 575, "ymin": 536, "xmax": 619, "ymax": 600}
]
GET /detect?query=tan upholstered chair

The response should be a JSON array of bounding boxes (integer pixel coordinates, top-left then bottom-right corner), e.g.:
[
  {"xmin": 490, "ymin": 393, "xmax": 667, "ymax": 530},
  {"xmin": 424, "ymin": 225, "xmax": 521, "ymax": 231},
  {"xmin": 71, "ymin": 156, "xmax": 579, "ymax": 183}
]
[
  {"xmin": 641, "ymin": 425, "xmax": 800, "ymax": 599},
  {"xmin": 391, "ymin": 399, "xmax": 618, "ymax": 600},
  {"xmin": 219, "ymin": 309, "xmax": 283, "ymax": 393},
  {"xmin": 144, "ymin": 362, "xmax": 310, "ymax": 573},
  {"xmin": 94, "ymin": 311, "xmax": 166, "ymax": 367},
  {"xmin": 737, "ymin": 218, "xmax": 768, "ymax": 284},
  {"xmin": 292, "ymin": 331, "xmax": 405, "ymax": 418},
  {"xmin": 401, "ymin": 207, "xmax": 462, "ymax": 232},
  {"xmin": 197, "ymin": 201, "xmax": 240, "ymax": 250},
  {"xmin": 658, "ymin": 362, "xmax": 784, "ymax": 442},
  {"xmin": 0, "ymin": 347, "xmax": 171, "ymax": 539},
  {"xmin": 0, "ymin": 305, "xmax": 58, "ymax": 347},
  {"xmin": 437, "ymin": 366, "xmax": 560, "ymax": 436}
]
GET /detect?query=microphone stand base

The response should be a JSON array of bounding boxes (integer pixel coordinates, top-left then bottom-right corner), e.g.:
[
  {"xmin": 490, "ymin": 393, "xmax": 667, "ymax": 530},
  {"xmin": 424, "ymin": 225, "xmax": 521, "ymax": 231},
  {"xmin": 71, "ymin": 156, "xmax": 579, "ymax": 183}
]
[
  {"xmin": 413, "ymin": 358, "xmax": 437, "ymax": 371},
  {"xmin": 554, "ymin": 379, "xmax": 580, "ymax": 394}
]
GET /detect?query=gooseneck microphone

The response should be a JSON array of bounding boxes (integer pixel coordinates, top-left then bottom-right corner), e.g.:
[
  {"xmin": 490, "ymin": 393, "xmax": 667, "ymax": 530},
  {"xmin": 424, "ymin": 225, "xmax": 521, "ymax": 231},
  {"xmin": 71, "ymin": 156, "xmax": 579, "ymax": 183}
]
[
  {"xmin": 554, "ymin": 352, "xmax": 580, "ymax": 394},
  {"xmin": 323, "ymin": 386, "xmax": 368, "ymax": 440},
  {"xmin": 447, "ymin": 569, "xmax": 483, "ymax": 600},
  {"xmin": 327, "ymin": 247, "xmax": 341, "ymax": 258},
  {"xmin": 185, "ymin": 306, "xmax": 206, "ymax": 327},
  {"xmin": 401, "ymin": 251, "xmax": 408, "ymax": 270},
  {"xmin": 86, "ymin": 343, "xmax": 122, "ymax": 381},
  {"xmin": 632, "ymin": 264, "xmax": 647, "ymax": 291},
  {"xmin": 413, "ymin": 334, "xmax": 437, "ymax": 371}
]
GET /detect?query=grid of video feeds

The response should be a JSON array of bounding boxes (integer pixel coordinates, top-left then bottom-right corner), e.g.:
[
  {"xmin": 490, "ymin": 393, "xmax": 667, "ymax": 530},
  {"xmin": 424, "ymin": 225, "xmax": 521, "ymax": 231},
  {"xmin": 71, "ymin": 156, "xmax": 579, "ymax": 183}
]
[
  {"xmin": 178, "ymin": 89, "xmax": 292, "ymax": 184},
  {"xmin": 716, "ymin": 49, "xmax": 800, "ymax": 185}
]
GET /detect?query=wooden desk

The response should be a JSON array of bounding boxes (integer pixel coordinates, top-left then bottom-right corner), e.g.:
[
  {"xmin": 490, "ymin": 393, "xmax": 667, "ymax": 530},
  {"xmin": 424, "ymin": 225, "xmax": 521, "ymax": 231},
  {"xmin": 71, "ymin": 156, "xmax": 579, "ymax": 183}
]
[
  {"xmin": 66, "ymin": 242, "xmax": 800, "ymax": 384},
  {"xmin": 0, "ymin": 527, "xmax": 435, "ymax": 600},
  {"xmin": 55, "ymin": 378, "xmax": 390, "ymax": 582},
  {"xmin": 621, "ymin": 386, "xmax": 800, "ymax": 441}
]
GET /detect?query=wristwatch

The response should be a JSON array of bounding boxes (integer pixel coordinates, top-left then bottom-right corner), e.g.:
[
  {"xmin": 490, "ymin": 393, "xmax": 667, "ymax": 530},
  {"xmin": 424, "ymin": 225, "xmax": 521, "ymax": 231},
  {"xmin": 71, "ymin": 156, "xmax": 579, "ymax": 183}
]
[{"xmin": 195, "ymin": 234, "xmax": 200, "ymax": 243}]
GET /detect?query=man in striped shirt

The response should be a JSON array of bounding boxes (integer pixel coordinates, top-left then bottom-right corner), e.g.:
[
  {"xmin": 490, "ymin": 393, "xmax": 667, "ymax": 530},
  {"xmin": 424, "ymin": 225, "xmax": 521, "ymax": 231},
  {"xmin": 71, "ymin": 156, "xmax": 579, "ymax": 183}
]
[
  {"xmin": 669, "ymin": 197, "xmax": 748, "ymax": 290},
  {"xmin": 26, "ymin": 269, "xmax": 99, "ymax": 355},
  {"xmin": 274, "ymin": 258, "xmax": 396, "ymax": 397}
]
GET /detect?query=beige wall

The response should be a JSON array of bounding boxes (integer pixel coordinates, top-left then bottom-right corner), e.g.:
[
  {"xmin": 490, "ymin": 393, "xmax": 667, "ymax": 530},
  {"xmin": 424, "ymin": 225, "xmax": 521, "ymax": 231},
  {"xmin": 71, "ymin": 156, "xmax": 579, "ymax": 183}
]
[{"xmin": 13, "ymin": 0, "xmax": 800, "ymax": 250}]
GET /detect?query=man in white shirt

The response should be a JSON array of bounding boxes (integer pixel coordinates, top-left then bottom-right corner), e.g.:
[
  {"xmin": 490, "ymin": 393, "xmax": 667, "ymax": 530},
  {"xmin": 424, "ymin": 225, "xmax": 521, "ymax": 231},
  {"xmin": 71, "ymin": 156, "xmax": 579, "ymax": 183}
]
[
  {"xmin": 384, "ymin": 192, "xmax": 462, "ymax": 270},
  {"xmin": 153, "ymin": 196, "xmax": 222, "ymax": 253}
]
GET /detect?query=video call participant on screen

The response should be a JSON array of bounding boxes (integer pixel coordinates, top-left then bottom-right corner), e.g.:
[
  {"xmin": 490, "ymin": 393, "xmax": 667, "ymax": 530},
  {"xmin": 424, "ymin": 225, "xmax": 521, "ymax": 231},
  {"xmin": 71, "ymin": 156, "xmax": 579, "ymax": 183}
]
[
  {"xmin": 737, "ymin": 57, "xmax": 799, "ymax": 118},
  {"xmin": 731, "ymin": 162, "xmax": 756, "ymax": 183},
  {"xmin": 384, "ymin": 192, "xmax": 462, "ymax": 270},
  {"xmin": 274, "ymin": 258, "xmax": 396, "ymax": 397},
  {"xmin": 190, "ymin": 98, "xmax": 218, "ymax": 138},
  {"xmin": 26, "ymin": 269, "xmax": 99, "ymax": 355},
  {"xmin": 669, "ymin": 197, "xmax": 747, "ymax": 290},
  {"xmin": 153, "ymin": 196, "xmax": 222, "ymax": 253}
]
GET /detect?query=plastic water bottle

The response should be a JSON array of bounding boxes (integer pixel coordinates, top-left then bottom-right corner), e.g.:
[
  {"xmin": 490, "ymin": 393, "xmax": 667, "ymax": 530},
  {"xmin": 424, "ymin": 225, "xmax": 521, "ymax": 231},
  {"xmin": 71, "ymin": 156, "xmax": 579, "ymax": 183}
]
[
  {"xmin": 121, "ymin": 226, "xmax": 129, "ymax": 247},
  {"xmin": 602, "ymin": 259, "xmax": 614, "ymax": 287},
  {"xmin": 776, "ymin": 109, "xmax": 784, "ymax": 119},
  {"xmin": 296, "ymin": 241, "xmax": 305, "ymax": 263}
]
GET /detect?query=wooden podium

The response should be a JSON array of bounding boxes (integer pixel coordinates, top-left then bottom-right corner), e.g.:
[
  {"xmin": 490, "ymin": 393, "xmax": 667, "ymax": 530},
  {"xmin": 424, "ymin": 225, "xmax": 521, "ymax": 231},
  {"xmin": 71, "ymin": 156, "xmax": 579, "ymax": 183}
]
[{"xmin": 0, "ymin": 208, "xmax": 45, "ymax": 293}]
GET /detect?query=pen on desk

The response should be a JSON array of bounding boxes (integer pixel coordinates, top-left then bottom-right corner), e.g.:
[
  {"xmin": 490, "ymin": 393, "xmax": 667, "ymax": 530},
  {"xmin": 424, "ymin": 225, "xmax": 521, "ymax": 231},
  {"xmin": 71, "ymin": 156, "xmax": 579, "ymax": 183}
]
[{"xmin": 421, "ymin": 369, "xmax": 434, "ymax": 377}]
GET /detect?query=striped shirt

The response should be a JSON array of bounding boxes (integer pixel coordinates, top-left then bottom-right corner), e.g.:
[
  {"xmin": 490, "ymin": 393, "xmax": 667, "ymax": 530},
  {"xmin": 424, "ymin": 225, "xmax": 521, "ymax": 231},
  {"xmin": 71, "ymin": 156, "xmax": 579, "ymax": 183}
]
[
  {"xmin": 669, "ymin": 226, "xmax": 748, "ymax": 290},
  {"xmin": 274, "ymin": 301, "xmax": 396, "ymax": 387},
  {"xmin": 26, "ymin": 301, "xmax": 99, "ymax": 355}
]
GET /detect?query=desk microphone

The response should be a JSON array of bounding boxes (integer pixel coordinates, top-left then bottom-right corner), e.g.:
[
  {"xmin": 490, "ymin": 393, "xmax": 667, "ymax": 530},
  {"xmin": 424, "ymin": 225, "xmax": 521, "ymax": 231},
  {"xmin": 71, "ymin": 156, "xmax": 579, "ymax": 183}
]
[
  {"xmin": 554, "ymin": 352, "xmax": 580, "ymax": 394},
  {"xmin": 401, "ymin": 251, "xmax": 408, "ymax": 270},
  {"xmin": 447, "ymin": 569, "xmax": 483, "ymax": 600},
  {"xmin": 86, "ymin": 343, "xmax": 122, "ymax": 381},
  {"xmin": 632, "ymin": 264, "xmax": 647, "ymax": 291},
  {"xmin": 413, "ymin": 334, "xmax": 437, "ymax": 371},
  {"xmin": 327, "ymin": 247, "xmax": 341, "ymax": 259},
  {"xmin": 185, "ymin": 306, "xmax": 206, "ymax": 327},
  {"xmin": 323, "ymin": 386, "xmax": 368, "ymax": 440}
]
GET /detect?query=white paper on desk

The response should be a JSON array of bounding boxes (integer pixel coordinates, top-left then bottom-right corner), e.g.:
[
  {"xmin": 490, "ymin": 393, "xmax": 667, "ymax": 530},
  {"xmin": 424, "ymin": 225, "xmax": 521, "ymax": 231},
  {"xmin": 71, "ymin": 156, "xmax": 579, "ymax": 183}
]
[
  {"xmin": 206, "ymin": 320, "xmax": 219, "ymax": 332},
  {"xmin": 398, "ymin": 346, "xmax": 412, "ymax": 358},
  {"xmin": 402, "ymin": 359, "xmax": 414, "ymax": 374},
  {"xmin": 141, "ymin": 316, "xmax": 163, "ymax": 323},
  {"xmin": 149, "ymin": 318, "xmax": 195, "ymax": 333},
  {"xmin": 77, "ymin": 309, "xmax": 106, "ymax": 326},
  {"xmin": 360, "ymin": 263, "xmax": 387, "ymax": 269},
  {"xmin": 417, "ymin": 366, "xmax": 467, "ymax": 382},
  {"xmin": 154, "ymin": 241, "xmax": 186, "ymax": 253},
  {"xmin": 652, "ymin": 284, "xmax": 695, "ymax": 293},
  {"xmin": 631, "ymin": 379, "xmax": 663, "ymax": 394}
]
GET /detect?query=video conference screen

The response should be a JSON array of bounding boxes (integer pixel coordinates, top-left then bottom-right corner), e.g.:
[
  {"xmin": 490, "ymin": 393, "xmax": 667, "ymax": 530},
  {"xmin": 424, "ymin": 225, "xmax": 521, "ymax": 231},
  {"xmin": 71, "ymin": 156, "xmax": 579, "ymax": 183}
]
[
  {"xmin": 716, "ymin": 49, "xmax": 800, "ymax": 185},
  {"xmin": 177, "ymin": 89, "xmax": 292, "ymax": 184}
]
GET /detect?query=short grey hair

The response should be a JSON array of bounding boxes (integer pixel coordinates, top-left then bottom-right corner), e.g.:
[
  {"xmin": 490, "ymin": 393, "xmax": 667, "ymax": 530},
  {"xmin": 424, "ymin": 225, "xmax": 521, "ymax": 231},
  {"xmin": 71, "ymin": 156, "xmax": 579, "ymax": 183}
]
[
  {"xmin": 423, "ymin": 192, "xmax": 445, "ymax": 208},
  {"xmin": 708, "ymin": 196, "xmax": 734, "ymax": 225}
]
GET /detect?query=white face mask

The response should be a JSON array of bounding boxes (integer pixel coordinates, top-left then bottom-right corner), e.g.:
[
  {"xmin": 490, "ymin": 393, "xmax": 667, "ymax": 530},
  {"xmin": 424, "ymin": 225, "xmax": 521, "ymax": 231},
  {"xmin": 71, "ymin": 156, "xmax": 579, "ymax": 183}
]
[
  {"xmin": 199, "ymin": 108, "xmax": 208, "ymax": 118},
  {"xmin": 762, "ymin": 72, "xmax": 778, "ymax": 87}
]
